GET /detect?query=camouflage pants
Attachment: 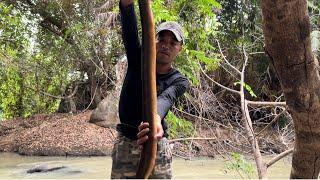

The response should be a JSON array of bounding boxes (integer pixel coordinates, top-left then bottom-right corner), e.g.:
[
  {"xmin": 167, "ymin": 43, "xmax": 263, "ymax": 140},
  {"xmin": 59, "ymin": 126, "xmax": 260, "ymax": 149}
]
[{"xmin": 111, "ymin": 134, "xmax": 172, "ymax": 179}]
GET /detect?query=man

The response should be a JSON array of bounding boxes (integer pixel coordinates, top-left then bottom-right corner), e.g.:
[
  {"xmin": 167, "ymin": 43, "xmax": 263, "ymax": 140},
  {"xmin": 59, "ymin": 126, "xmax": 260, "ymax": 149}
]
[{"xmin": 111, "ymin": 0, "xmax": 189, "ymax": 178}]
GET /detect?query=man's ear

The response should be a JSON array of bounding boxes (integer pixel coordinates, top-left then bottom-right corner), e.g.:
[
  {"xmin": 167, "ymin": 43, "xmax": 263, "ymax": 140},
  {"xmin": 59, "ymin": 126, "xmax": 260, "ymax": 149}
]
[{"xmin": 178, "ymin": 44, "xmax": 183, "ymax": 52}]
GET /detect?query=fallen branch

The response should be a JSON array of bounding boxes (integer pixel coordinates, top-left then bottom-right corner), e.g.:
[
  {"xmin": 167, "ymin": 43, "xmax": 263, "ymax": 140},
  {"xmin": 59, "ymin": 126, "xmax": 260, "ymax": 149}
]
[
  {"xmin": 172, "ymin": 152, "xmax": 191, "ymax": 160},
  {"xmin": 247, "ymin": 100, "xmax": 286, "ymax": 107},
  {"xmin": 266, "ymin": 148, "xmax": 294, "ymax": 168},
  {"xmin": 169, "ymin": 137, "xmax": 216, "ymax": 143}
]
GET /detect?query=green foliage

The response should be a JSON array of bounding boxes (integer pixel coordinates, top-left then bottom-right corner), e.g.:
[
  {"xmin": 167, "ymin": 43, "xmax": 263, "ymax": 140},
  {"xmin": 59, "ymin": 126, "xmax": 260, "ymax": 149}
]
[
  {"xmin": 0, "ymin": 2, "xmax": 28, "ymax": 118},
  {"xmin": 152, "ymin": 0, "xmax": 178, "ymax": 23},
  {"xmin": 0, "ymin": 66, "xmax": 23, "ymax": 118},
  {"xmin": 234, "ymin": 82, "xmax": 257, "ymax": 98},
  {"xmin": 308, "ymin": 0, "xmax": 320, "ymax": 11},
  {"xmin": 308, "ymin": 0, "xmax": 320, "ymax": 26},
  {"xmin": 0, "ymin": 2, "xmax": 69, "ymax": 118},
  {"xmin": 278, "ymin": 115, "xmax": 288, "ymax": 129},
  {"xmin": 224, "ymin": 152, "xmax": 256, "ymax": 179},
  {"xmin": 216, "ymin": 0, "xmax": 273, "ymax": 100},
  {"xmin": 189, "ymin": 50, "xmax": 220, "ymax": 71},
  {"xmin": 0, "ymin": 109, "xmax": 3, "ymax": 121},
  {"xmin": 132, "ymin": 0, "xmax": 223, "ymax": 85},
  {"xmin": 198, "ymin": 0, "xmax": 222, "ymax": 14},
  {"xmin": 174, "ymin": 50, "xmax": 201, "ymax": 85},
  {"xmin": 311, "ymin": 30, "xmax": 320, "ymax": 54},
  {"xmin": 0, "ymin": 0, "xmax": 226, "ymax": 118},
  {"xmin": 166, "ymin": 111, "xmax": 194, "ymax": 139},
  {"xmin": 152, "ymin": 0, "xmax": 223, "ymax": 85},
  {"xmin": 0, "ymin": 0, "xmax": 279, "ymax": 124}
]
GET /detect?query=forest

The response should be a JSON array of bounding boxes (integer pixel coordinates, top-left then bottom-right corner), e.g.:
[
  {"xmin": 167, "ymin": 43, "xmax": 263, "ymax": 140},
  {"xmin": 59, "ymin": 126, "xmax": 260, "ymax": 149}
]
[{"xmin": 1, "ymin": 0, "xmax": 320, "ymax": 178}]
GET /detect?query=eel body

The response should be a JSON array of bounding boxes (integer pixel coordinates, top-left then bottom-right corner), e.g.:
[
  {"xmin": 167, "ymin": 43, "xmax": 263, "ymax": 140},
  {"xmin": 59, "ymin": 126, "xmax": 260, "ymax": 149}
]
[{"xmin": 136, "ymin": 0, "xmax": 158, "ymax": 179}]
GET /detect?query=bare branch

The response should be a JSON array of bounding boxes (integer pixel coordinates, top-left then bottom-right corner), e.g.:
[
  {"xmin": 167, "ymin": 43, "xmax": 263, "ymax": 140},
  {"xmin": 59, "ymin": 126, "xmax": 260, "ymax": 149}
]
[
  {"xmin": 256, "ymin": 110, "xmax": 286, "ymax": 136},
  {"xmin": 240, "ymin": 46, "xmax": 267, "ymax": 178},
  {"xmin": 247, "ymin": 100, "xmax": 286, "ymax": 107},
  {"xmin": 39, "ymin": 21, "xmax": 74, "ymax": 44},
  {"xmin": 266, "ymin": 148, "xmax": 294, "ymax": 168},
  {"xmin": 199, "ymin": 62, "xmax": 240, "ymax": 95},
  {"xmin": 169, "ymin": 137, "xmax": 216, "ymax": 143},
  {"xmin": 96, "ymin": 0, "xmax": 116, "ymax": 12},
  {"xmin": 24, "ymin": 83, "xmax": 79, "ymax": 100},
  {"xmin": 172, "ymin": 152, "xmax": 191, "ymax": 160},
  {"xmin": 216, "ymin": 39, "xmax": 241, "ymax": 75},
  {"xmin": 172, "ymin": 107, "xmax": 248, "ymax": 139},
  {"xmin": 249, "ymin": 52, "xmax": 265, "ymax": 55}
]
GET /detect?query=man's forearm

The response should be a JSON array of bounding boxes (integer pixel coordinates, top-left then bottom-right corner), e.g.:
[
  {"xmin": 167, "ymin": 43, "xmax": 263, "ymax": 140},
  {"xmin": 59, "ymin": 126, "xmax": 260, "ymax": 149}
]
[
  {"xmin": 119, "ymin": 0, "xmax": 141, "ymax": 68},
  {"xmin": 121, "ymin": 0, "xmax": 134, "ymax": 7}
]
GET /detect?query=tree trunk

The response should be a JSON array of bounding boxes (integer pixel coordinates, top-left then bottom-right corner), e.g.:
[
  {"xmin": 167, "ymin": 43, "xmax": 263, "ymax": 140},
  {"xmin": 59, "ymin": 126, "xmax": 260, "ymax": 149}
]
[{"xmin": 262, "ymin": 0, "xmax": 320, "ymax": 178}]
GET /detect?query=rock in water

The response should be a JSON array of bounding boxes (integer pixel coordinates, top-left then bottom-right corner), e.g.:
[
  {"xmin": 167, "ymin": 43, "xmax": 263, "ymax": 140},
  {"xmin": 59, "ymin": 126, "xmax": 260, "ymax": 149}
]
[{"xmin": 27, "ymin": 165, "xmax": 66, "ymax": 173}]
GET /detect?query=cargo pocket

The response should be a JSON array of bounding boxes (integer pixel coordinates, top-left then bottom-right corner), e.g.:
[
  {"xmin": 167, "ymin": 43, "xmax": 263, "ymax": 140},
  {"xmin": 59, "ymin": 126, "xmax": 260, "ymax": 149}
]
[{"xmin": 150, "ymin": 138, "xmax": 172, "ymax": 179}]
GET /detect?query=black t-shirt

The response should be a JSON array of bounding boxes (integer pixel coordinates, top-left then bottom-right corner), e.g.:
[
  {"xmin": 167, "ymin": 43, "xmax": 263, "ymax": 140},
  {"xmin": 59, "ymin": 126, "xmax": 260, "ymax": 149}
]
[{"xmin": 117, "ymin": 3, "xmax": 189, "ymax": 140}]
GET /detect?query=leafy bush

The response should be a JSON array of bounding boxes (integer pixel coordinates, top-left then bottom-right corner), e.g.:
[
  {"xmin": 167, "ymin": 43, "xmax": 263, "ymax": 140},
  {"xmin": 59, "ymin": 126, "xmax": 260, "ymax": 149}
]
[
  {"xmin": 224, "ymin": 152, "xmax": 256, "ymax": 179},
  {"xmin": 166, "ymin": 111, "xmax": 194, "ymax": 139}
]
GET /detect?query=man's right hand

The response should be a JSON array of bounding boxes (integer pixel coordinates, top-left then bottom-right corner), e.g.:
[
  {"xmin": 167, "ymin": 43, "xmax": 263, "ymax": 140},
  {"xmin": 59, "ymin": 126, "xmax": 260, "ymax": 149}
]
[
  {"xmin": 137, "ymin": 116, "xmax": 164, "ymax": 149},
  {"xmin": 121, "ymin": 0, "xmax": 134, "ymax": 7},
  {"xmin": 137, "ymin": 122, "xmax": 150, "ymax": 147}
]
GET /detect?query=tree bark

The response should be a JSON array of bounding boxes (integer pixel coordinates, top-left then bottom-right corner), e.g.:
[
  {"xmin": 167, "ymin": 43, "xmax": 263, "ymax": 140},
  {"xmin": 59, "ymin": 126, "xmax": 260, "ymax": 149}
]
[{"xmin": 262, "ymin": 0, "xmax": 320, "ymax": 178}]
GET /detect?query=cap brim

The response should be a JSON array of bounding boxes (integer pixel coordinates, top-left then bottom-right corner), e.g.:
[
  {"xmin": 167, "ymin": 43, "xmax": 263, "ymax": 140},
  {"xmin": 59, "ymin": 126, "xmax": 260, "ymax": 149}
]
[{"xmin": 157, "ymin": 28, "xmax": 183, "ymax": 43}]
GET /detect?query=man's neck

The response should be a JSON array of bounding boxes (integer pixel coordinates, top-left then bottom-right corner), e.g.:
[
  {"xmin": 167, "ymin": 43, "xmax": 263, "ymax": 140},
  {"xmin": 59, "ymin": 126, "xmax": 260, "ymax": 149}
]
[{"xmin": 156, "ymin": 63, "xmax": 172, "ymax": 74}]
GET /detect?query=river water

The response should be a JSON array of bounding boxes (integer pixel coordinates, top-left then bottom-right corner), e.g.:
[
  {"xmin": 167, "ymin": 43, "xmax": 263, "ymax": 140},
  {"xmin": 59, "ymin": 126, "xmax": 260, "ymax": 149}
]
[{"xmin": 0, "ymin": 153, "xmax": 291, "ymax": 179}]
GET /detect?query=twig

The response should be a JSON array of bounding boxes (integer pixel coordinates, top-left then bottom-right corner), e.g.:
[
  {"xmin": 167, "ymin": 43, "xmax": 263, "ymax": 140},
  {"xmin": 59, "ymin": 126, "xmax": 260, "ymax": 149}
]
[
  {"xmin": 172, "ymin": 107, "xmax": 249, "ymax": 141},
  {"xmin": 247, "ymin": 100, "xmax": 286, "ymax": 107},
  {"xmin": 256, "ymin": 111, "xmax": 286, "ymax": 136},
  {"xmin": 169, "ymin": 137, "xmax": 216, "ymax": 143},
  {"xmin": 208, "ymin": 140, "xmax": 226, "ymax": 159},
  {"xmin": 23, "ymin": 82, "xmax": 79, "ymax": 100},
  {"xmin": 199, "ymin": 62, "xmax": 240, "ymax": 95},
  {"xmin": 96, "ymin": 0, "xmax": 116, "ymax": 12},
  {"xmin": 249, "ymin": 52, "xmax": 265, "ymax": 55},
  {"xmin": 81, "ymin": 81, "xmax": 98, "ymax": 112},
  {"xmin": 172, "ymin": 152, "xmax": 191, "ymax": 160},
  {"xmin": 173, "ymin": 107, "xmax": 231, "ymax": 130},
  {"xmin": 216, "ymin": 39, "xmax": 241, "ymax": 75},
  {"xmin": 266, "ymin": 148, "xmax": 294, "ymax": 168}
]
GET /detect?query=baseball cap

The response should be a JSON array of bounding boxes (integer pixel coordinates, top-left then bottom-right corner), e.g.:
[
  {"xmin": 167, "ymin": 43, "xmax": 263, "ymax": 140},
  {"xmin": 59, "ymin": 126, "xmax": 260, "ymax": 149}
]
[{"xmin": 156, "ymin": 21, "xmax": 184, "ymax": 44}]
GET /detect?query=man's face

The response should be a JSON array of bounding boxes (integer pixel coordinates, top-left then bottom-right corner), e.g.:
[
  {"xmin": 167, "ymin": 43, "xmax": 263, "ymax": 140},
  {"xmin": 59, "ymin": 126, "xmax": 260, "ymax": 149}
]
[{"xmin": 156, "ymin": 30, "xmax": 182, "ymax": 65}]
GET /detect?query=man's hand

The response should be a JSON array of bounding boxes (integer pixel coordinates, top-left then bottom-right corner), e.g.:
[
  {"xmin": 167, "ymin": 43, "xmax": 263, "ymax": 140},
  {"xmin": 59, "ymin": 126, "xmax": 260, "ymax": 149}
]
[
  {"xmin": 137, "ymin": 115, "xmax": 163, "ymax": 148},
  {"xmin": 121, "ymin": 0, "xmax": 134, "ymax": 7}
]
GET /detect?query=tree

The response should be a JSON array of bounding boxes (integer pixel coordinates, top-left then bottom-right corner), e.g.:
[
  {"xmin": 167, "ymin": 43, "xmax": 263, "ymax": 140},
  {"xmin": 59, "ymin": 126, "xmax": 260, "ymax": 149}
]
[
  {"xmin": 262, "ymin": 0, "xmax": 320, "ymax": 178},
  {"xmin": 1, "ymin": 0, "xmax": 121, "ymax": 117}
]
